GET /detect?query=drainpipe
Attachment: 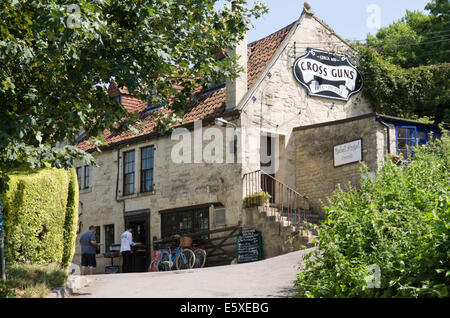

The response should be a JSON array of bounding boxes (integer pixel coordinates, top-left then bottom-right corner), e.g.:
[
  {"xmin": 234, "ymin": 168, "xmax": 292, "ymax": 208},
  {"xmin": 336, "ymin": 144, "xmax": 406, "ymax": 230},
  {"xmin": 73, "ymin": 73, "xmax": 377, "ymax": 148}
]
[
  {"xmin": 115, "ymin": 149, "xmax": 126, "ymax": 229},
  {"xmin": 378, "ymin": 117, "xmax": 391, "ymax": 155}
]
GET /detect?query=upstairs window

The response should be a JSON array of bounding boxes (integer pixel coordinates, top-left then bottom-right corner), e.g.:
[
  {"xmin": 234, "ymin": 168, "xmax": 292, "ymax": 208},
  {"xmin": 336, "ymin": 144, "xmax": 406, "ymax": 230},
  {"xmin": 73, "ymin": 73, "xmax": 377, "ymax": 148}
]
[
  {"xmin": 146, "ymin": 91, "xmax": 164, "ymax": 113},
  {"xmin": 76, "ymin": 167, "xmax": 82, "ymax": 190},
  {"xmin": 115, "ymin": 94, "xmax": 122, "ymax": 104},
  {"xmin": 84, "ymin": 166, "xmax": 90, "ymax": 189},
  {"xmin": 141, "ymin": 146, "xmax": 154, "ymax": 193},
  {"xmin": 123, "ymin": 150, "xmax": 135, "ymax": 196}
]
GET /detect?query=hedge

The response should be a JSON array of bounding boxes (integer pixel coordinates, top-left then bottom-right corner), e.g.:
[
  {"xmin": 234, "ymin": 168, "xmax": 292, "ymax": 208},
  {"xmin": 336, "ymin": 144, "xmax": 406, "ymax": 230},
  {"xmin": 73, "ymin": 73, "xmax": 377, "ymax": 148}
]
[{"xmin": 0, "ymin": 166, "xmax": 78, "ymax": 267}]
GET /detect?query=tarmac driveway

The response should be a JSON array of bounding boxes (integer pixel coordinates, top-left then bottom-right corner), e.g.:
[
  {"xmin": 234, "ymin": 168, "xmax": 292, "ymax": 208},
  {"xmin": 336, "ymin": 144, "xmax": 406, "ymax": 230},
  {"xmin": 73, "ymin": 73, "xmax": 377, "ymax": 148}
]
[{"xmin": 70, "ymin": 248, "xmax": 315, "ymax": 298}]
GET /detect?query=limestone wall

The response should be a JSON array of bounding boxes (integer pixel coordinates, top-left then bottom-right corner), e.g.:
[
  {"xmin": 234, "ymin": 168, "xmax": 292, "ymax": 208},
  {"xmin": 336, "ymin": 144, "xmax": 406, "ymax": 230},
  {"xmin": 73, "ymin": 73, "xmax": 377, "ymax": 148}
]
[{"xmin": 293, "ymin": 115, "xmax": 388, "ymax": 216}]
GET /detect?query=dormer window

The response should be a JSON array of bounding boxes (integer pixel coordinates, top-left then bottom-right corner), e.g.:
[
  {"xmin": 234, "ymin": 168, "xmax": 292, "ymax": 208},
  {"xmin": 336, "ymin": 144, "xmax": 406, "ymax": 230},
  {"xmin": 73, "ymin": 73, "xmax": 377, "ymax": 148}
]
[{"xmin": 146, "ymin": 91, "xmax": 164, "ymax": 113}]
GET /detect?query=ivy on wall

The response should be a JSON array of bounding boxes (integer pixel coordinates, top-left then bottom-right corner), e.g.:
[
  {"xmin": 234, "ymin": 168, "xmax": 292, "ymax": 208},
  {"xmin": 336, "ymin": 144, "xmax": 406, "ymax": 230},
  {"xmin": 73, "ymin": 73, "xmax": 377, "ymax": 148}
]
[
  {"xmin": 0, "ymin": 166, "xmax": 78, "ymax": 267},
  {"xmin": 357, "ymin": 46, "xmax": 449, "ymax": 124}
]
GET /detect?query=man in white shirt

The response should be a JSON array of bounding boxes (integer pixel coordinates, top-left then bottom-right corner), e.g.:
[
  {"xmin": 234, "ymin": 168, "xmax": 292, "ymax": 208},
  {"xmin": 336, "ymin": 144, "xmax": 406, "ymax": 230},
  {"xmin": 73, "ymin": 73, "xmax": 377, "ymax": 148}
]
[{"xmin": 120, "ymin": 227, "xmax": 138, "ymax": 273}]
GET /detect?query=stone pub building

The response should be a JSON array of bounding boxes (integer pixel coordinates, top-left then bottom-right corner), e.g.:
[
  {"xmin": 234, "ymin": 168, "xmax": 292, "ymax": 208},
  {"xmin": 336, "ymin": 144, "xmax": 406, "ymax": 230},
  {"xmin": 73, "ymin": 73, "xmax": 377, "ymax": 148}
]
[{"xmin": 74, "ymin": 3, "xmax": 441, "ymax": 273}]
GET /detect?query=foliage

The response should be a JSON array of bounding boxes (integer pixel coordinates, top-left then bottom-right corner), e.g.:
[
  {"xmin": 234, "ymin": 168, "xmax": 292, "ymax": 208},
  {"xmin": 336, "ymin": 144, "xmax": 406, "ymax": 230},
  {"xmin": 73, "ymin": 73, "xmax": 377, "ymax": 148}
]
[
  {"xmin": 243, "ymin": 191, "xmax": 272, "ymax": 208},
  {"xmin": 0, "ymin": 166, "xmax": 78, "ymax": 266},
  {"xmin": 295, "ymin": 131, "xmax": 450, "ymax": 298},
  {"xmin": 357, "ymin": 46, "xmax": 450, "ymax": 123},
  {"xmin": 360, "ymin": 0, "xmax": 449, "ymax": 124},
  {"xmin": 0, "ymin": 282, "xmax": 15, "ymax": 298},
  {"xmin": 5, "ymin": 263, "xmax": 67, "ymax": 298},
  {"xmin": 365, "ymin": 2, "xmax": 449, "ymax": 68},
  {"xmin": 0, "ymin": 0, "xmax": 267, "ymax": 169},
  {"xmin": 61, "ymin": 167, "xmax": 79, "ymax": 267}
]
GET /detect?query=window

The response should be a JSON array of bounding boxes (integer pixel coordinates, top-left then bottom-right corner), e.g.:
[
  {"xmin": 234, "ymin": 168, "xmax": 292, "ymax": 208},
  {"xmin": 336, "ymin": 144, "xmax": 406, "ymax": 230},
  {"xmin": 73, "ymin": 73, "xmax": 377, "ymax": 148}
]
[
  {"xmin": 76, "ymin": 167, "xmax": 82, "ymax": 190},
  {"xmin": 396, "ymin": 125, "xmax": 441, "ymax": 161},
  {"xmin": 161, "ymin": 207, "xmax": 210, "ymax": 239},
  {"xmin": 115, "ymin": 94, "xmax": 122, "ymax": 104},
  {"xmin": 104, "ymin": 224, "xmax": 115, "ymax": 253},
  {"xmin": 396, "ymin": 126, "xmax": 416, "ymax": 161},
  {"xmin": 84, "ymin": 166, "xmax": 90, "ymax": 189},
  {"xmin": 141, "ymin": 146, "xmax": 154, "ymax": 193},
  {"xmin": 94, "ymin": 226, "xmax": 101, "ymax": 254},
  {"xmin": 123, "ymin": 150, "xmax": 135, "ymax": 195},
  {"xmin": 146, "ymin": 91, "xmax": 164, "ymax": 113}
]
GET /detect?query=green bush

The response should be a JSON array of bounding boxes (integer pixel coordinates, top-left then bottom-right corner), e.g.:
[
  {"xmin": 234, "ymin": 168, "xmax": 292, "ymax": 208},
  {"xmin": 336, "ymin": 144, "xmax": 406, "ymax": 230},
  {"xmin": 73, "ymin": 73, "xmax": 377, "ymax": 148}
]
[
  {"xmin": 295, "ymin": 131, "xmax": 449, "ymax": 298},
  {"xmin": 0, "ymin": 166, "xmax": 78, "ymax": 267}
]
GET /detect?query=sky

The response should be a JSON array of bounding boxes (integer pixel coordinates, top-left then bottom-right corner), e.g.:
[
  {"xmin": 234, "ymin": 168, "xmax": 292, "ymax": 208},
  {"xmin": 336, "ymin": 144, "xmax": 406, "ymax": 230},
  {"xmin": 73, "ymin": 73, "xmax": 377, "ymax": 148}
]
[{"xmin": 217, "ymin": 0, "xmax": 431, "ymax": 43}]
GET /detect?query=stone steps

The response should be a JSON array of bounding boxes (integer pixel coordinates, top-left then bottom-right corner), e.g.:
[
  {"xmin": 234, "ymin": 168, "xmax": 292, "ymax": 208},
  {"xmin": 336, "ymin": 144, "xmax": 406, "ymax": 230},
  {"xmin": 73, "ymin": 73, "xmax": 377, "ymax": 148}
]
[{"xmin": 256, "ymin": 205, "xmax": 320, "ymax": 242}]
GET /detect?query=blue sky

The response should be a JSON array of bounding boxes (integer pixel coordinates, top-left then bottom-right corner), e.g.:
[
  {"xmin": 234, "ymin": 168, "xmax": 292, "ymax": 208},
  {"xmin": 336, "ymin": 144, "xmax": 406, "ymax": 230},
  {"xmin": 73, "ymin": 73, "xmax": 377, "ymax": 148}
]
[{"xmin": 218, "ymin": 0, "xmax": 431, "ymax": 43}]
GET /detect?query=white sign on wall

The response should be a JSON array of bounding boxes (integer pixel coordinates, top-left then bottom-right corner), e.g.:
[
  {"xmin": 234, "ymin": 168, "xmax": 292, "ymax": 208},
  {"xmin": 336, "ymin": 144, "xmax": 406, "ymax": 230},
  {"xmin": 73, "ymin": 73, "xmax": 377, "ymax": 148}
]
[{"xmin": 333, "ymin": 139, "xmax": 363, "ymax": 167}]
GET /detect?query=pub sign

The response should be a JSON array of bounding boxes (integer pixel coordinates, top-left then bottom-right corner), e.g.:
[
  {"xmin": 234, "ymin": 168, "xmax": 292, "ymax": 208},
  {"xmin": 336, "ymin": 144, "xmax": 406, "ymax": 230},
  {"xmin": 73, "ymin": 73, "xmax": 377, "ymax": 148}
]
[{"xmin": 293, "ymin": 48, "xmax": 363, "ymax": 101}]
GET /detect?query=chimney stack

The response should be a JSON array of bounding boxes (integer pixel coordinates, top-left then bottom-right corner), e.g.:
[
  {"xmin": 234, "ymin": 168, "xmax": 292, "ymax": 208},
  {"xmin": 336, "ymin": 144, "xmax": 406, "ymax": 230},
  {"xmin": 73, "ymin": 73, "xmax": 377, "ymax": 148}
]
[{"xmin": 226, "ymin": 1, "xmax": 248, "ymax": 112}]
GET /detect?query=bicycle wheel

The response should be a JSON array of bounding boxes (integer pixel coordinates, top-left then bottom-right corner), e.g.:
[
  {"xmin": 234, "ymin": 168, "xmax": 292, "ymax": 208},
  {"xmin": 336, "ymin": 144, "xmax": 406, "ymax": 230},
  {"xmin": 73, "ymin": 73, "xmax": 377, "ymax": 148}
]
[
  {"xmin": 193, "ymin": 248, "xmax": 207, "ymax": 268},
  {"xmin": 175, "ymin": 248, "xmax": 196, "ymax": 270},
  {"xmin": 158, "ymin": 251, "xmax": 172, "ymax": 271}
]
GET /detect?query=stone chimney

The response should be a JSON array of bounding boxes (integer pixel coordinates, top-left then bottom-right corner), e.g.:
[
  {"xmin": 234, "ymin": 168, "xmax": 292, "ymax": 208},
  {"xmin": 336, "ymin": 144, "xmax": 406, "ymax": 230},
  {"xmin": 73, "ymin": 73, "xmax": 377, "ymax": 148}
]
[{"xmin": 225, "ymin": 1, "xmax": 248, "ymax": 112}]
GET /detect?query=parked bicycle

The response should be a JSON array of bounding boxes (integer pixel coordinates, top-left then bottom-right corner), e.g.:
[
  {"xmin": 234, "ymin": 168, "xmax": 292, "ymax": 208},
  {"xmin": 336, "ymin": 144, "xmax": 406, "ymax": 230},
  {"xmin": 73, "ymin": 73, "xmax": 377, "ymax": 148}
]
[
  {"xmin": 157, "ymin": 235, "xmax": 196, "ymax": 271},
  {"xmin": 191, "ymin": 238, "xmax": 207, "ymax": 268}
]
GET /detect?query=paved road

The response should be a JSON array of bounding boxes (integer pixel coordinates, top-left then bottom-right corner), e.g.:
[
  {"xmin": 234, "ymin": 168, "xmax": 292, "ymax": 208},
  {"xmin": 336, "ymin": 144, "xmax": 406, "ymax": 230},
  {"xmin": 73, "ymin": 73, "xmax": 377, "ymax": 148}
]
[{"xmin": 71, "ymin": 248, "xmax": 314, "ymax": 298}]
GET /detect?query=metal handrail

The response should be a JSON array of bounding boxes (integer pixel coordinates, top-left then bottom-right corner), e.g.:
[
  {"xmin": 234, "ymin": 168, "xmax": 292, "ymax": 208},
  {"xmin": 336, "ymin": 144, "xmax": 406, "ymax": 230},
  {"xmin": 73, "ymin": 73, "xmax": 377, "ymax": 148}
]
[{"xmin": 243, "ymin": 170, "xmax": 311, "ymax": 227}]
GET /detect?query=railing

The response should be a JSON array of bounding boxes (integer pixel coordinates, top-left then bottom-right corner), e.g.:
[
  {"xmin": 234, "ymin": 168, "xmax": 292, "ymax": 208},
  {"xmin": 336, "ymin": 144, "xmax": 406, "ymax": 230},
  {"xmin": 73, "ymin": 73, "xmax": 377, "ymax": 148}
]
[{"xmin": 243, "ymin": 170, "xmax": 310, "ymax": 227}]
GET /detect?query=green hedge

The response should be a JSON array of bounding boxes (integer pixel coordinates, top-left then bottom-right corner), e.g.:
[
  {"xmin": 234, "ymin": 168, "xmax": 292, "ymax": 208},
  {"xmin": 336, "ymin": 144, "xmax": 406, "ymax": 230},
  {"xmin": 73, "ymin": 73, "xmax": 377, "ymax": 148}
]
[{"xmin": 0, "ymin": 166, "xmax": 78, "ymax": 267}]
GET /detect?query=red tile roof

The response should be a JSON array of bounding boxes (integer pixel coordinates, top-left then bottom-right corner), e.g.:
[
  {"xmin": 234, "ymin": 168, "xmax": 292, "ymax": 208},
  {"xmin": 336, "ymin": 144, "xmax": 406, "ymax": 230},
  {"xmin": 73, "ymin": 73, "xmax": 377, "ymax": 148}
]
[{"xmin": 78, "ymin": 22, "xmax": 295, "ymax": 151}]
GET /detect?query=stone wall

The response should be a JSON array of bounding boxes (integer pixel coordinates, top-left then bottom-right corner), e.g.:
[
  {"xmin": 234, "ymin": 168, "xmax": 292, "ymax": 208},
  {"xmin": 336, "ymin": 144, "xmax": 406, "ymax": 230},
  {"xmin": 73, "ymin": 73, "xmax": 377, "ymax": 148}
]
[
  {"xmin": 241, "ymin": 207, "xmax": 315, "ymax": 259},
  {"xmin": 293, "ymin": 114, "xmax": 389, "ymax": 216}
]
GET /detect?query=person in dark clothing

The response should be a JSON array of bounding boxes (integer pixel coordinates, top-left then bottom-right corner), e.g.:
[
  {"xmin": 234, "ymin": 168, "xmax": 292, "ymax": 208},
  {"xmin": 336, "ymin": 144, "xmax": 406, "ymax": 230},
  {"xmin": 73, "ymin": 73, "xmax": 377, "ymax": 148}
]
[{"xmin": 79, "ymin": 226, "xmax": 101, "ymax": 275}]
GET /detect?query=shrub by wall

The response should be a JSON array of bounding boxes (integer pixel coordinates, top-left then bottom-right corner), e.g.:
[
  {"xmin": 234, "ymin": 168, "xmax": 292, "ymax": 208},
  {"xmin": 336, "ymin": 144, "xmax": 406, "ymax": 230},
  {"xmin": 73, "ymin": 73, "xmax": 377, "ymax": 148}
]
[
  {"xmin": 295, "ymin": 131, "xmax": 449, "ymax": 298},
  {"xmin": 0, "ymin": 166, "xmax": 78, "ymax": 267}
]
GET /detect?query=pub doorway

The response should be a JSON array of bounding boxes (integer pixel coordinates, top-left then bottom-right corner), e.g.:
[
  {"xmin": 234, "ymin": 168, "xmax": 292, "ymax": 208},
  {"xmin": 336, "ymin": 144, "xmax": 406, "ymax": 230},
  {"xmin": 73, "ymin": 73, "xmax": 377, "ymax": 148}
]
[
  {"xmin": 260, "ymin": 134, "xmax": 277, "ymax": 203},
  {"xmin": 124, "ymin": 212, "xmax": 150, "ymax": 272}
]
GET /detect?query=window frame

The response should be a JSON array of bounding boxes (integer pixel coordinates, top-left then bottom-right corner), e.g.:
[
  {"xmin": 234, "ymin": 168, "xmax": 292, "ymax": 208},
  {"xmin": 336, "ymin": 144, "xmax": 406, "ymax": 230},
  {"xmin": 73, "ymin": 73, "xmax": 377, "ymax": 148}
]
[
  {"xmin": 123, "ymin": 150, "xmax": 136, "ymax": 196},
  {"xmin": 140, "ymin": 146, "xmax": 154, "ymax": 193},
  {"xmin": 94, "ymin": 226, "xmax": 101, "ymax": 255},
  {"xmin": 76, "ymin": 167, "xmax": 82, "ymax": 190},
  {"xmin": 104, "ymin": 224, "xmax": 115, "ymax": 253},
  {"xmin": 161, "ymin": 207, "xmax": 210, "ymax": 240},
  {"xmin": 396, "ymin": 126, "xmax": 417, "ymax": 161},
  {"xmin": 84, "ymin": 165, "xmax": 90, "ymax": 189}
]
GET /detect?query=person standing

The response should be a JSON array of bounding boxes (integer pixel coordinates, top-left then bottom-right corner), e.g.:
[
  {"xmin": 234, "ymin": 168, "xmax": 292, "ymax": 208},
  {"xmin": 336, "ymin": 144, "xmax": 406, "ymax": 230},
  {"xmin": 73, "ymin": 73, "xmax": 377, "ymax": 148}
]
[
  {"xmin": 79, "ymin": 226, "xmax": 101, "ymax": 275},
  {"xmin": 120, "ymin": 227, "xmax": 138, "ymax": 273}
]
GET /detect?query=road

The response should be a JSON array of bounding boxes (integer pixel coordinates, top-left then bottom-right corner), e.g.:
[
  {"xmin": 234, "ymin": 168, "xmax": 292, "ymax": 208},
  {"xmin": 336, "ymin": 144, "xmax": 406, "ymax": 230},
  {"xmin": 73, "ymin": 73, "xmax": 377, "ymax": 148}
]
[{"xmin": 70, "ymin": 248, "xmax": 314, "ymax": 298}]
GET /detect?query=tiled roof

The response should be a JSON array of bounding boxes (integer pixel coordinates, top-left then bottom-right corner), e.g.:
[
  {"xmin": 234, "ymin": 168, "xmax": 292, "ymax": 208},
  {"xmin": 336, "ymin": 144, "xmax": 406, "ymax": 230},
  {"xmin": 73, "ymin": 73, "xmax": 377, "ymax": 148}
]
[{"xmin": 78, "ymin": 22, "xmax": 295, "ymax": 151}]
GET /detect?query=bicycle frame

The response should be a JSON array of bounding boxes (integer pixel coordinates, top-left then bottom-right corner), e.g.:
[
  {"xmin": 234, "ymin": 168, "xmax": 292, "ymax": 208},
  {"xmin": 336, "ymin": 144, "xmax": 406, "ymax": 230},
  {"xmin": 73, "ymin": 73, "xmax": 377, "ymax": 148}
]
[{"xmin": 160, "ymin": 245, "xmax": 187, "ymax": 269}]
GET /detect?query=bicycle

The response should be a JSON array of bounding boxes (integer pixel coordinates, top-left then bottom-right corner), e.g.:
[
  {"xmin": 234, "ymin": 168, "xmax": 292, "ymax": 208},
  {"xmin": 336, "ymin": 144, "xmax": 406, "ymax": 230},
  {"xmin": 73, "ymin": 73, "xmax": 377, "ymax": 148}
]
[
  {"xmin": 191, "ymin": 239, "xmax": 207, "ymax": 268},
  {"xmin": 157, "ymin": 235, "xmax": 196, "ymax": 271},
  {"xmin": 148, "ymin": 249, "xmax": 162, "ymax": 272}
]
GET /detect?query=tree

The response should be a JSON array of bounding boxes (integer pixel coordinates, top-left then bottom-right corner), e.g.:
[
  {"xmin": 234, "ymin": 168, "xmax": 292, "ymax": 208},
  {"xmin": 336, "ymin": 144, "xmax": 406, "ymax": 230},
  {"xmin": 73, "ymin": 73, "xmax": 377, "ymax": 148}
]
[
  {"xmin": 360, "ymin": 0, "xmax": 449, "ymax": 123},
  {"xmin": 0, "ymin": 0, "xmax": 267, "ymax": 170},
  {"xmin": 365, "ymin": 2, "xmax": 449, "ymax": 68}
]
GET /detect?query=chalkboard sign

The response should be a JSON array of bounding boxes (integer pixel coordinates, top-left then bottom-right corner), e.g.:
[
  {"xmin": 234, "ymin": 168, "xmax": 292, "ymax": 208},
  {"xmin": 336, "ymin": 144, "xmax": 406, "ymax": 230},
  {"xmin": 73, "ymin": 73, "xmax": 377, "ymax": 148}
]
[{"xmin": 237, "ymin": 229, "xmax": 263, "ymax": 263}]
